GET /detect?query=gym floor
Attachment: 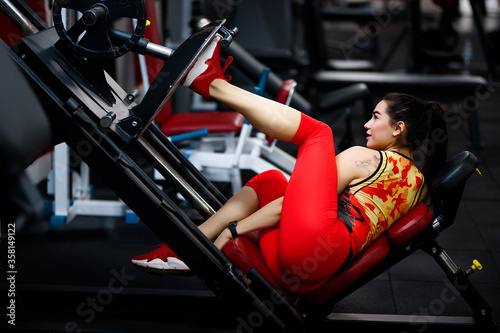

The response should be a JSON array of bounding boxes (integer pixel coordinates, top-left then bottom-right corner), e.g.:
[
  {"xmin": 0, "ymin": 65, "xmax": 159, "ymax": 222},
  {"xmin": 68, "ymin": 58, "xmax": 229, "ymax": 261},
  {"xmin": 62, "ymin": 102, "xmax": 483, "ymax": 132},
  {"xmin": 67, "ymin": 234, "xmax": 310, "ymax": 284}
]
[{"xmin": 1, "ymin": 1, "xmax": 500, "ymax": 332}]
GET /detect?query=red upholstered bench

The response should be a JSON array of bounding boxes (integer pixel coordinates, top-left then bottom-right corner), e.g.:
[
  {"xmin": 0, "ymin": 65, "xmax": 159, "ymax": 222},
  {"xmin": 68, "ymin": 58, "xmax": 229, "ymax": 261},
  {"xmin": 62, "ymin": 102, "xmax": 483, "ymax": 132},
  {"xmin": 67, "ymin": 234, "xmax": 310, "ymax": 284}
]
[
  {"xmin": 223, "ymin": 201, "xmax": 434, "ymax": 306},
  {"xmin": 155, "ymin": 99, "xmax": 245, "ymax": 137}
]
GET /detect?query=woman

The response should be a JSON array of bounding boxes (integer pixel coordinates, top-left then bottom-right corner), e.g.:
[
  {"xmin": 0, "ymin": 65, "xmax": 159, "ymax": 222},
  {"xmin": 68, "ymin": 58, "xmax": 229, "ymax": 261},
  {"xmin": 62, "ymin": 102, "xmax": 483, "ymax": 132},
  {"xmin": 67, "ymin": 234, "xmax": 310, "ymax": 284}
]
[{"xmin": 132, "ymin": 35, "xmax": 448, "ymax": 295}]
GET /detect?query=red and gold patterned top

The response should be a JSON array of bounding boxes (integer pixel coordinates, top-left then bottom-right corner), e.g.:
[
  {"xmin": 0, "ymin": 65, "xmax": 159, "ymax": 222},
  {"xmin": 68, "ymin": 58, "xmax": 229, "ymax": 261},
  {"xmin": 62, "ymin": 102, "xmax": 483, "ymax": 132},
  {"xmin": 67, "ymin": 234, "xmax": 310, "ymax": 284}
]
[{"xmin": 338, "ymin": 151, "xmax": 425, "ymax": 257}]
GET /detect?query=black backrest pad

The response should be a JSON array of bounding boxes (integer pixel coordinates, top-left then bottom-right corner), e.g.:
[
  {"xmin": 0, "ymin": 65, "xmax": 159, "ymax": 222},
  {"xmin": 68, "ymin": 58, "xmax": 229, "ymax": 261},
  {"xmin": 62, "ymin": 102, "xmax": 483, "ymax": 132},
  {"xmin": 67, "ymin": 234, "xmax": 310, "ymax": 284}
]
[
  {"xmin": 0, "ymin": 40, "xmax": 51, "ymax": 180},
  {"xmin": 431, "ymin": 151, "xmax": 479, "ymax": 197},
  {"xmin": 430, "ymin": 151, "xmax": 479, "ymax": 227}
]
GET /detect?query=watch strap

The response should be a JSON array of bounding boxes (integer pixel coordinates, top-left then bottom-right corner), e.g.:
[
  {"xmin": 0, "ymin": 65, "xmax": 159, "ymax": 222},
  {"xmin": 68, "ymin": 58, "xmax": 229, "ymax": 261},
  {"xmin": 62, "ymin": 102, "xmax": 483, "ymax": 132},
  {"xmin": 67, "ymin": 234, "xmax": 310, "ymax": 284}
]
[{"xmin": 228, "ymin": 221, "xmax": 239, "ymax": 239}]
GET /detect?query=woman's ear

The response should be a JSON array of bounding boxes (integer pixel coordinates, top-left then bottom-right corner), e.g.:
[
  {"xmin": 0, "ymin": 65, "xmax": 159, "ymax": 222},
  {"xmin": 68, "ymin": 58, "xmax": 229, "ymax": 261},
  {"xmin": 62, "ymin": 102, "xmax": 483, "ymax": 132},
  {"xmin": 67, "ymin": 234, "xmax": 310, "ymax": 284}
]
[{"xmin": 393, "ymin": 121, "xmax": 406, "ymax": 137}]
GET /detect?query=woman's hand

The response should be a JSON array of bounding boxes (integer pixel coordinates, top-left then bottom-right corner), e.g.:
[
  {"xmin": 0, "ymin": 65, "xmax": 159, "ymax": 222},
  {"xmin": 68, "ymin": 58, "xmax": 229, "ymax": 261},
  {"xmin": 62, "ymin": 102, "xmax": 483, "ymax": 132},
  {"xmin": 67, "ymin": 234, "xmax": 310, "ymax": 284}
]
[
  {"xmin": 214, "ymin": 227, "xmax": 233, "ymax": 250},
  {"xmin": 213, "ymin": 196, "xmax": 284, "ymax": 250}
]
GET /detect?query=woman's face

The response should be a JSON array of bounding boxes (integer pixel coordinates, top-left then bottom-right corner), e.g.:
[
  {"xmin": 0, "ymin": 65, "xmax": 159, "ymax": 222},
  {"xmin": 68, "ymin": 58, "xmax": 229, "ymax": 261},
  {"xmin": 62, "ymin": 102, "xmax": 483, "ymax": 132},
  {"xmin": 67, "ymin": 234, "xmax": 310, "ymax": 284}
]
[{"xmin": 364, "ymin": 100, "xmax": 400, "ymax": 150}]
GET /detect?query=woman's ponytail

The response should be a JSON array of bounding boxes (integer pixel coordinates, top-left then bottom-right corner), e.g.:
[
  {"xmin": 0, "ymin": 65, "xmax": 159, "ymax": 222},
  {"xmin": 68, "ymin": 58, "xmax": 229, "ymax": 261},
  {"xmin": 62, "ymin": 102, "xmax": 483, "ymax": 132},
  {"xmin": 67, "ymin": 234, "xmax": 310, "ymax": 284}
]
[{"xmin": 422, "ymin": 100, "xmax": 448, "ymax": 210}]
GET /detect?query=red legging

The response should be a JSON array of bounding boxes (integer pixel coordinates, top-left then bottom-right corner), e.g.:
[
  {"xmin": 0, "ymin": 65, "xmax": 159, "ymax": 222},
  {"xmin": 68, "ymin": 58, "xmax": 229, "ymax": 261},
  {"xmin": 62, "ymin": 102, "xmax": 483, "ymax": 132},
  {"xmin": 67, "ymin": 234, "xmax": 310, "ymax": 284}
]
[{"xmin": 245, "ymin": 114, "xmax": 351, "ymax": 295}]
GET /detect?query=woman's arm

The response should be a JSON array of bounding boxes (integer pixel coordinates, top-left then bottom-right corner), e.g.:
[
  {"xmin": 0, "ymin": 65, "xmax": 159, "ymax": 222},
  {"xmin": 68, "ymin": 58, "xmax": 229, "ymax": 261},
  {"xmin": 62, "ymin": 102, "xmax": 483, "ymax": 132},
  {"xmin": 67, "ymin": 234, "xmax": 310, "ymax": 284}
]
[
  {"xmin": 336, "ymin": 146, "xmax": 381, "ymax": 195},
  {"xmin": 214, "ymin": 197, "xmax": 283, "ymax": 249}
]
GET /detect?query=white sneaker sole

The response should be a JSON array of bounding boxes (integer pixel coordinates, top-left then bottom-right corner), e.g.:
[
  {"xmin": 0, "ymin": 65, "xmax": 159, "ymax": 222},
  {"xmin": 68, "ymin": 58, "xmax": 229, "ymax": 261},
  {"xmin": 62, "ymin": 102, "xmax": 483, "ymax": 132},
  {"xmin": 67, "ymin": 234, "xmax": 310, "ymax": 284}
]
[
  {"xmin": 132, "ymin": 257, "xmax": 189, "ymax": 270},
  {"xmin": 131, "ymin": 257, "xmax": 192, "ymax": 276},
  {"xmin": 182, "ymin": 35, "xmax": 221, "ymax": 87}
]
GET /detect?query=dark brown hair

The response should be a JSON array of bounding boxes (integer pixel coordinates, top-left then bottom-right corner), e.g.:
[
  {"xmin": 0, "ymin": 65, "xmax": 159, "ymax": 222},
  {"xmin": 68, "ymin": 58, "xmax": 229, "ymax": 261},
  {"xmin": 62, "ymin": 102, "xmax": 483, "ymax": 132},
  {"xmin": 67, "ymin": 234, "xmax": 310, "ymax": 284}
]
[{"xmin": 383, "ymin": 92, "xmax": 448, "ymax": 208}]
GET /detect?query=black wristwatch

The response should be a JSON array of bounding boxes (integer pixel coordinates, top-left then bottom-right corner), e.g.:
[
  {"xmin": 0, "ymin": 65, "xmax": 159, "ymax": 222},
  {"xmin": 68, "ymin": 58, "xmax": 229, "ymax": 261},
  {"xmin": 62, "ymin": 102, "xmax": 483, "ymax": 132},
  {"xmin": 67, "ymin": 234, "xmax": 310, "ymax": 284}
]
[{"xmin": 228, "ymin": 221, "xmax": 239, "ymax": 239}]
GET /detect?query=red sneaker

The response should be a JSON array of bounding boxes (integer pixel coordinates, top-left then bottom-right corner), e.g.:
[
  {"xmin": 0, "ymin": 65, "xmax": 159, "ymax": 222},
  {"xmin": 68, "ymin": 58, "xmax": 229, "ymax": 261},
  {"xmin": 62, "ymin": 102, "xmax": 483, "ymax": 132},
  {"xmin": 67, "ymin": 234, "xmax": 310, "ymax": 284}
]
[
  {"xmin": 131, "ymin": 243, "xmax": 192, "ymax": 276},
  {"xmin": 181, "ymin": 35, "xmax": 233, "ymax": 99}
]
